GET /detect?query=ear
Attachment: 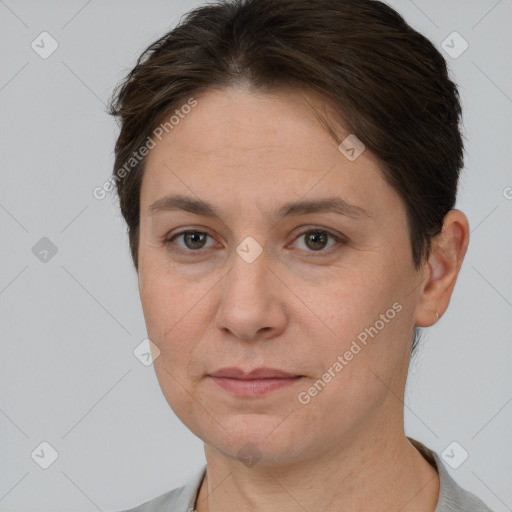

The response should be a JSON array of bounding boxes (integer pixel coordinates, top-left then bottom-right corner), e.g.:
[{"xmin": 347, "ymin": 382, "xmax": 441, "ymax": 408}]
[{"xmin": 414, "ymin": 209, "xmax": 470, "ymax": 327}]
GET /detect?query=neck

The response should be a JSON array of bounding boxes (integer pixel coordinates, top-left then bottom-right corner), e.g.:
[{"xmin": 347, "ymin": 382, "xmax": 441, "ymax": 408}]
[{"xmin": 195, "ymin": 426, "xmax": 439, "ymax": 512}]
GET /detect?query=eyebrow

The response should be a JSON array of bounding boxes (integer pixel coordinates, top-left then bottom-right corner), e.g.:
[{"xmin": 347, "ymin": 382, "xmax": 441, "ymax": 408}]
[{"xmin": 147, "ymin": 194, "xmax": 371, "ymax": 220}]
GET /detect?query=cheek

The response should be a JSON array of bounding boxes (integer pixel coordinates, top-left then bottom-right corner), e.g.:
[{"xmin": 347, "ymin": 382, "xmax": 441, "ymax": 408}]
[
  {"xmin": 138, "ymin": 263, "xmax": 215, "ymax": 378},
  {"xmin": 139, "ymin": 273, "xmax": 171, "ymax": 337},
  {"xmin": 295, "ymin": 315, "xmax": 408, "ymax": 439},
  {"xmin": 139, "ymin": 247, "xmax": 186, "ymax": 315},
  {"xmin": 138, "ymin": 265, "xmax": 192, "ymax": 355},
  {"xmin": 136, "ymin": 249, "xmax": 216, "ymax": 426},
  {"xmin": 309, "ymin": 267, "xmax": 389, "ymax": 339},
  {"xmin": 139, "ymin": 270, "xmax": 199, "ymax": 415},
  {"xmin": 302, "ymin": 267, "xmax": 409, "ymax": 387}
]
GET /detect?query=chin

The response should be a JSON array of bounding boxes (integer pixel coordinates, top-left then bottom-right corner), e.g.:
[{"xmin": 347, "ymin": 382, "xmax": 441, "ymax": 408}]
[{"xmin": 198, "ymin": 415, "xmax": 315, "ymax": 466}]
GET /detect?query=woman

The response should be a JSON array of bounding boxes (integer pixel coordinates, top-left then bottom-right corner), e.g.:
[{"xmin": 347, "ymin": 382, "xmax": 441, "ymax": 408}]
[{"xmin": 108, "ymin": 0, "xmax": 493, "ymax": 510}]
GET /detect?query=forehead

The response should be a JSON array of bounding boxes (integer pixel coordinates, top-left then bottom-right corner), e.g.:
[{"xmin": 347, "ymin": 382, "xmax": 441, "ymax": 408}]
[
  {"xmin": 148, "ymin": 87, "xmax": 350, "ymax": 161},
  {"xmin": 140, "ymin": 87, "xmax": 403, "ymax": 224}
]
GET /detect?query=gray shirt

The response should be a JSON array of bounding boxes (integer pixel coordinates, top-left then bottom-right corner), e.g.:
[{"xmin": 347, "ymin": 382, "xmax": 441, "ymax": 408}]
[{"xmin": 120, "ymin": 438, "xmax": 494, "ymax": 511}]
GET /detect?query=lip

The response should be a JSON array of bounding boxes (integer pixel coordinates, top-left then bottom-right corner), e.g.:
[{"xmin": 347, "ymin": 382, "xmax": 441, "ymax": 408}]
[
  {"xmin": 209, "ymin": 367, "xmax": 299, "ymax": 379},
  {"xmin": 208, "ymin": 367, "xmax": 303, "ymax": 397}
]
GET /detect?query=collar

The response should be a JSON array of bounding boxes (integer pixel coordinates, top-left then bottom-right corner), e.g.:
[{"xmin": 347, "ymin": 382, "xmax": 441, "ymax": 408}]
[{"xmin": 174, "ymin": 438, "xmax": 489, "ymax": 512}]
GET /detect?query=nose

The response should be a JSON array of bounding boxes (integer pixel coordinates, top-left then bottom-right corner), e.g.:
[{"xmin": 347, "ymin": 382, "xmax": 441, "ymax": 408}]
[{"xmin": 215, "ymin": 249, "xmax": 288, "ymax": 341}]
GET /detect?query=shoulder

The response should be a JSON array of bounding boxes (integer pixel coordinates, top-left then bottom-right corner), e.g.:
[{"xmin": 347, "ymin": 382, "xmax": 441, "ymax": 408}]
[
  {"xmin": 117, "ymin": 465, "xmax": 206, "ymax": 512},
  {"xmin": 408, "ymin": 437, "xmax": 495, "ymax": 512},
  {"xmin": 432, "ymin": 451, "xmax": 494, "ymax": 512}
]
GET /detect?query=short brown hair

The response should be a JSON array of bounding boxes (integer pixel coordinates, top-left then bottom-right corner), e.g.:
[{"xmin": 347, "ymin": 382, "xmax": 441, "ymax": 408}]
[{"xmin": 108, "ymin": 0, "xmax": 464, "ymax": 355}]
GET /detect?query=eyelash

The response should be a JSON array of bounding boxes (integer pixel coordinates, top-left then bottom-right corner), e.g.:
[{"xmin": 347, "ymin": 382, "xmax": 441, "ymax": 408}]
[{"xmin": 163, "ymin": 228, "xmax": 346, "ymax": 257}]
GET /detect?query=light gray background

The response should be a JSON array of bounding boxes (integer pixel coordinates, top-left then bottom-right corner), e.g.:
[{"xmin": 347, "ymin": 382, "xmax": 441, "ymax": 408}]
[{"xmin": 1, "ymin": 0, "xmax": 511, "ymax": 511}]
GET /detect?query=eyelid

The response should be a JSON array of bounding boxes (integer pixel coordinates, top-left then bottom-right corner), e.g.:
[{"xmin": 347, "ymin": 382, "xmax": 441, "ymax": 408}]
[
  {"xmin": 164, "ymin": 228, "xmax": 219, "ymax": 254},
  {"xmin": 163, "ymin": 226, "xmax": 347, "ymax": 256},
  {"xmin": 288, "ymin": 226, "xmax": 346, "ymax": 256}
]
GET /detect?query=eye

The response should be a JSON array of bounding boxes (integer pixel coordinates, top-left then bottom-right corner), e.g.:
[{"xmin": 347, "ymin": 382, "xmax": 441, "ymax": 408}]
[
  {"xmin": 291, "ymin": 228, "xmax": 345, "ymax": 255},
  {"xmin": 164, "ymin": 230, "xmax": 217, "ymax": 253},
  {"xmin": 163, "ymin": 227, "xmax": 346, "ymax": 257}
]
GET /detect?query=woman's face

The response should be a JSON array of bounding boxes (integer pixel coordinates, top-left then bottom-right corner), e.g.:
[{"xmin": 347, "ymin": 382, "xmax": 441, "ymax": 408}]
[{"xmin": 138, "ymin": 87, "xmax": 428, "ymax": 465}]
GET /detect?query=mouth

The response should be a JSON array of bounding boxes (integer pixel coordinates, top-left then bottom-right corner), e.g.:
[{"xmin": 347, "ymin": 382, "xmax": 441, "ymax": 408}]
[{"xmin": 207, "ymin": 367, "xmax": 304, "ymax": 398}]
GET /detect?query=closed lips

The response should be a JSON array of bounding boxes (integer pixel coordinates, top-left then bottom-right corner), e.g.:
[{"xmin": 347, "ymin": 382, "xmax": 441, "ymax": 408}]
[{"xmin": 209, "ymin": 367, "xmax": 301, "ymax": 379}]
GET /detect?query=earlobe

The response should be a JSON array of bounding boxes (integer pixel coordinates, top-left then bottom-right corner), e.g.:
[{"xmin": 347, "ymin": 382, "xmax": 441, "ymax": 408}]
[{"xmin": 413, "ymin": 210, "xmax": 470, "ymax": 327}]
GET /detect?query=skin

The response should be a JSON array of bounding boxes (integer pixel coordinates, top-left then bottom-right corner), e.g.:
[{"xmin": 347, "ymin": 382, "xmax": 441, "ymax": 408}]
[{"xmin": 137, "ymin": 86, "xmax": 470, "ymax": 512}]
